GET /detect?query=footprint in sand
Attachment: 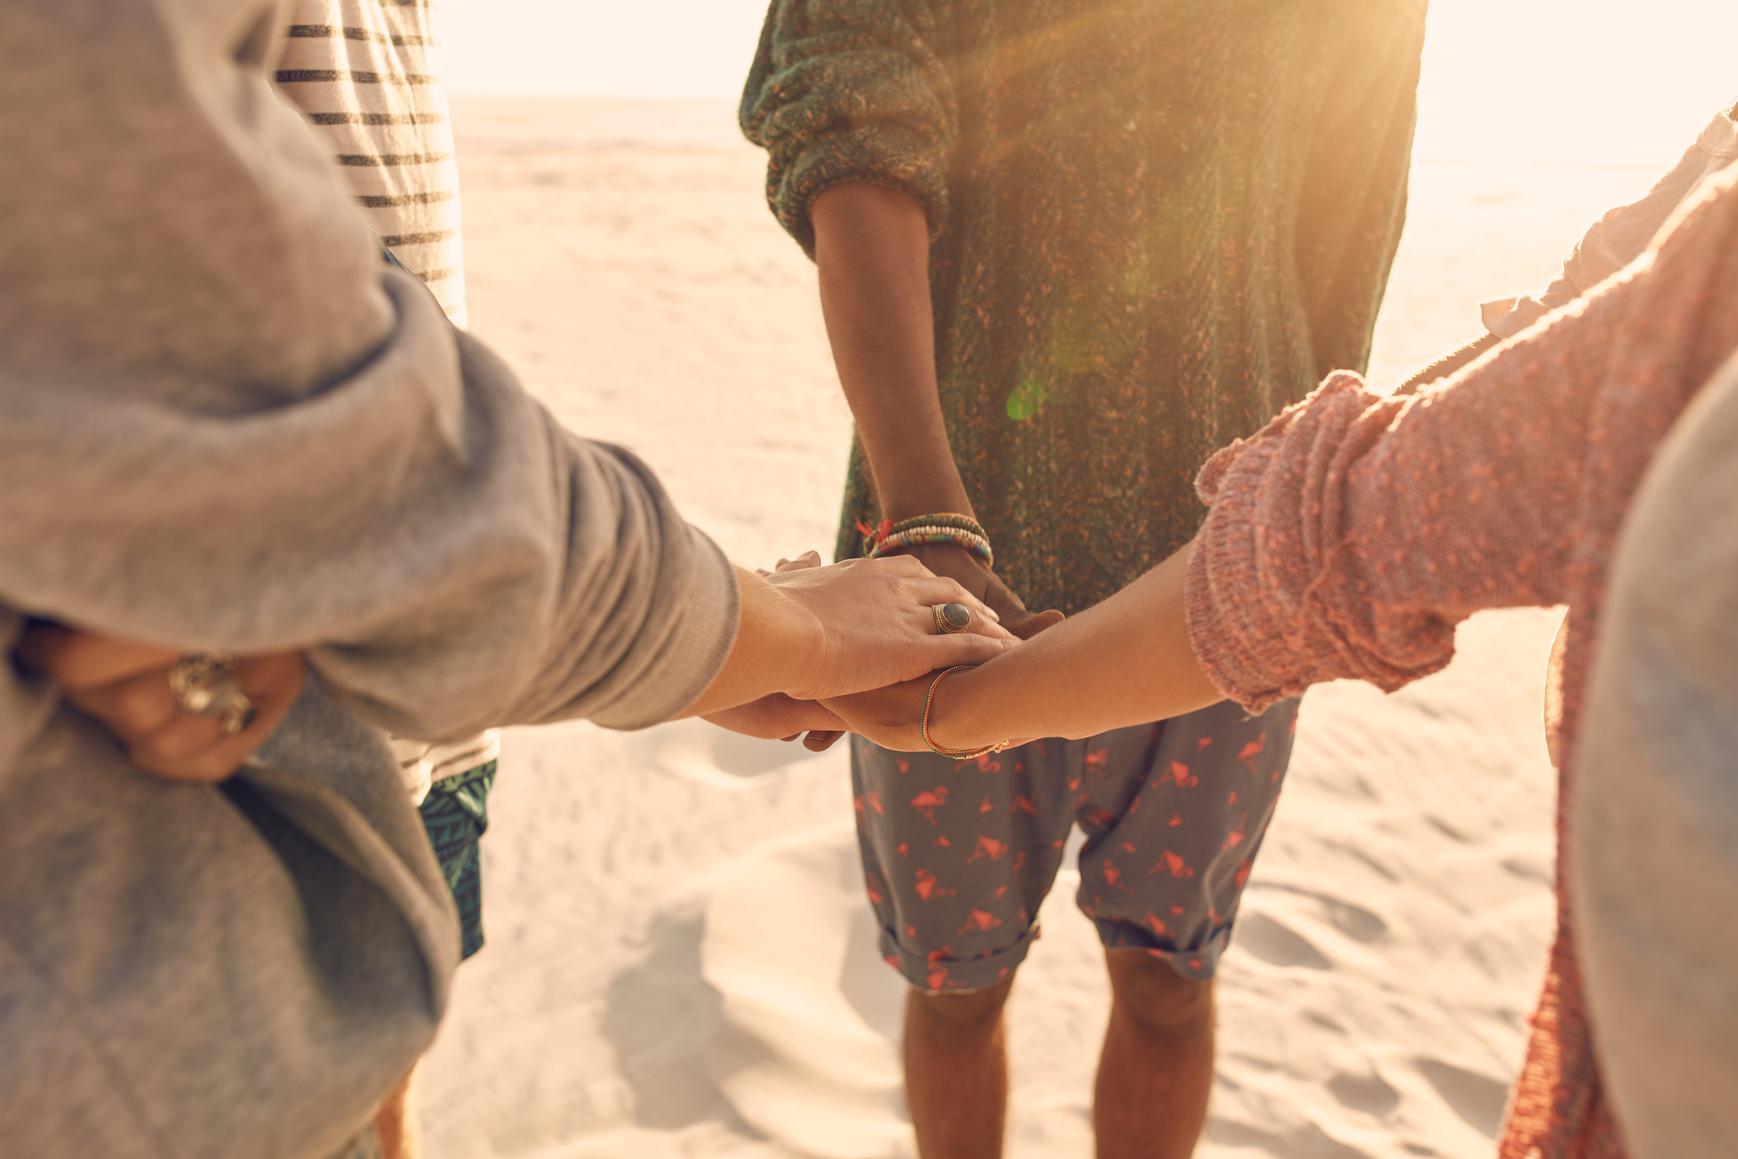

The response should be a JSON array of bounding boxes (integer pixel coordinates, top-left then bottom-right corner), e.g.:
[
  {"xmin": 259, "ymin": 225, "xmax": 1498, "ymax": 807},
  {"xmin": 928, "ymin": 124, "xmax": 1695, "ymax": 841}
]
[
  {"xmin": 1248, "ymin": 883, "xmax": 1389, "ymax": 944},
  {"xmin": 1416, "ymin": 1058, "xmax": 1509, "ymax": 1138},
  {"xmin": 1231, "ymin": 911, "xmax": 1332, "ymax": 970},
  {"xmin": 1327, "ymin": 1068, "xmax": 1400, "ymax": 1118}
]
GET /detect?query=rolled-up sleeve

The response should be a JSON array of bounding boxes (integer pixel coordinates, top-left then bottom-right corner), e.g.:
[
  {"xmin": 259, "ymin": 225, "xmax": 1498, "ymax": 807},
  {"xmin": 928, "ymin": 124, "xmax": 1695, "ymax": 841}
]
[
  {"xmin": 740, "ymin": 0, "xmax": 956, "ymax": 256},
  {"xmin": 1184, "ymin": 287, "xmax": 1626, "ymax": 712},
  {"xmin": 1185, "ymin": 167, "xmax": 1738, "ymax": 713},
  {"xmin": 0, "ymin": 0, "xmax": 739, "ymax": 743}
]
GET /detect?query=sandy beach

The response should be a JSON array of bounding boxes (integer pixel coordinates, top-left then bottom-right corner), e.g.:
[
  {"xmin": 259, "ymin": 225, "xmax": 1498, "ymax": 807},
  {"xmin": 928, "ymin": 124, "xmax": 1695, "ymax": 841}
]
[{"xmin": 416, "ymin": 96, "xmax": 1667, "ymax": 1159}]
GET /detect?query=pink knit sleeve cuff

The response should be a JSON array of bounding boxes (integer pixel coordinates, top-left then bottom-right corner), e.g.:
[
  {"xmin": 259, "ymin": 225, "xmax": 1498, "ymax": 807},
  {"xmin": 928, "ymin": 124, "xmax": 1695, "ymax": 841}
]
[{"xmin": 1184, "ymin": 373, "xmax": 1460, "ymax": 712}]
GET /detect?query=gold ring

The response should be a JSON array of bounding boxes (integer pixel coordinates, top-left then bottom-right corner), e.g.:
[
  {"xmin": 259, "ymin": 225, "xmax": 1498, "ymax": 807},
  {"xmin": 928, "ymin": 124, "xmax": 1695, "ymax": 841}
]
[
  {"xmin": 167, "ymin": 653, "xmax": 257, "ymax": 735},
  {"xmin": 932, "ymin": 602, "xmax": 972, "ymax": 634}
]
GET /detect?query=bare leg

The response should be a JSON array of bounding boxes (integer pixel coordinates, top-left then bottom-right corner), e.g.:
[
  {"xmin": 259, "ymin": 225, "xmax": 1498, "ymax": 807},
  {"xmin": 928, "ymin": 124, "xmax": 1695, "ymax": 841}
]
[
  {"xmin": 373, "ymin": 1063, "xmax": 423, "ymax": 1159},
  {"xmin": 905, "ymin": 975, "xmax": 1017, "ymax": 1159},
  {"xmin": 1094, "ymin": 952, "xmax": 1215, "ymax": 1159}
]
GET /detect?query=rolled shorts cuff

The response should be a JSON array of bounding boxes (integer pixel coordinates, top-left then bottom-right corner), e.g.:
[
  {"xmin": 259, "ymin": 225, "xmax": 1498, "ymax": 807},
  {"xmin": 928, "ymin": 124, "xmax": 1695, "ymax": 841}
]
[
  {"xmin": 879, "ymin": 918, "xmax": 1044, "ymax": 994},
  {"xmin": 1096, "ymin": 917, "xmax": 1236, "ymax": 982}
]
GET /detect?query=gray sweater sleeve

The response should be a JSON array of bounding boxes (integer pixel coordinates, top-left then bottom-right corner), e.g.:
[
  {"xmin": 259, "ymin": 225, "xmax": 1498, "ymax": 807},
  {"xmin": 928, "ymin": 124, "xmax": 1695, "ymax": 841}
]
[{"xmin": 0, "ymin": 0, "xmax": 738, "ymax": 738}]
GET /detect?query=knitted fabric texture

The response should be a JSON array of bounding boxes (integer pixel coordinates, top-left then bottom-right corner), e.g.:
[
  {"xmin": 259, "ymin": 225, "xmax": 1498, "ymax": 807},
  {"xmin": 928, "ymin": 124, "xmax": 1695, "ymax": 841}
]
[
  {"xmin": 1188, "ymin": 165, "xmax": 1738, "ymax": 1159},
  {"xmin": 742, "ymin": 0, "xmax": 1428, "ymax": 615}
]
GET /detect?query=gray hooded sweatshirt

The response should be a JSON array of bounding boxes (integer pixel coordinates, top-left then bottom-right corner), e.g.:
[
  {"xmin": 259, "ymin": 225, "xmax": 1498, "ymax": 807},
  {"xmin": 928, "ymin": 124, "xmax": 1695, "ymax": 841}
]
[{"xmin": 0, "ymin": 1, "xmax": 739, "ymax": 1155}]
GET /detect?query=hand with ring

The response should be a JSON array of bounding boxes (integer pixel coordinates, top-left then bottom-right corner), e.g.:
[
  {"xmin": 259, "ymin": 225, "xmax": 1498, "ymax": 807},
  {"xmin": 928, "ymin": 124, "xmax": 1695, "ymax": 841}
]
[
  {"xmin": 13, "ymin": 622, "xmax": 305, "ymax": 783},
  {"xmin": 750, "ymin": 549, "xmax": 1017, "ymax": 700}
]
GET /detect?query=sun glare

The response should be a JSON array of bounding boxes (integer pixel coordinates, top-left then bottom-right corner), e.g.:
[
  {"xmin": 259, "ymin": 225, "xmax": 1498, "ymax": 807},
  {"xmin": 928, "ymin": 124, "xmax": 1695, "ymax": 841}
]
[{"xmin": 441, "ymin": 0, "xmax": 1738, "ymax": 165}]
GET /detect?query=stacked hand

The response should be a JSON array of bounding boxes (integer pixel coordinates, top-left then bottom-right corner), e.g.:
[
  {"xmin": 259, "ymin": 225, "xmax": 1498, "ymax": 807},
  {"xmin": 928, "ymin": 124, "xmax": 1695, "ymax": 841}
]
[
  {"xmin": 702, "ymin": 545, "xmax": 1061, "ymax": 752},
  {"xmin": 882, "ymin": 541, "xmax": 1063, "ymax": 644}
]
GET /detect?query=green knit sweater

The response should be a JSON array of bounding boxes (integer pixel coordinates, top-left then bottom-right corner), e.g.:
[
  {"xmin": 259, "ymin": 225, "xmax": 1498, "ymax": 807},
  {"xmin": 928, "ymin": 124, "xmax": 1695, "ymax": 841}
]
[{"xmin": 742, "ymin": 0, "xmax": 1426, "ymax": 615}]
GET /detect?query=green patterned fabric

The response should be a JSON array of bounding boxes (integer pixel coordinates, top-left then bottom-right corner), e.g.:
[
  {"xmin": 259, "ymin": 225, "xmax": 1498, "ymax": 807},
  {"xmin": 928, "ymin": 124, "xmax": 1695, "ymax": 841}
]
[
  {"xmin": 743, "ymin": 0, "xmax": 1427, "ymax": 614},
  {"xmin": 417, "ymin": 760, "xmax": 497, "ymax": 960}
]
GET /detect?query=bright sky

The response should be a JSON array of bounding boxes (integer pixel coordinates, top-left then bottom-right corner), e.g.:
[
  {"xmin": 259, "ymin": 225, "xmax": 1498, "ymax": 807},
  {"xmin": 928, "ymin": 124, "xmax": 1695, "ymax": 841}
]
[{"xmin": 441, "ymin": 0, "xmax": 1738, "ymax": 165}]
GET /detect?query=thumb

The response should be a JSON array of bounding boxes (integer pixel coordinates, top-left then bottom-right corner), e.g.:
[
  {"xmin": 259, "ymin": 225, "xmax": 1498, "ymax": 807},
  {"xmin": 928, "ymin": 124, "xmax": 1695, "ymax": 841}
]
[{"xmin": 1006, "ymin": 608, "xmax": 1065, "ymax": 641}]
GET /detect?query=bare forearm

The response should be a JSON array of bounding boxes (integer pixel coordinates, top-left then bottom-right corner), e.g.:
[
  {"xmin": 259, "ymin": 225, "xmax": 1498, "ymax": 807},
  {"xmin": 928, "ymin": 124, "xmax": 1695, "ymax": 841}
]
[
  {"xmin": 926, "ymin": 543, "xmax": 1224, "ymax": 747},
  {"xmin": 812, "ymin": 184, "xmax": 971, "ymax": 519}
]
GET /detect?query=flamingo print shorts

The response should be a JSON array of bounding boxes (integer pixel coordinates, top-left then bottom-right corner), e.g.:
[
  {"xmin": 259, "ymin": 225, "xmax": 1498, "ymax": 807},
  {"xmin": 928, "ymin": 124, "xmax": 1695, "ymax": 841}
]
[{"xmin": 849, "ymin": 696, "xmax": 1300, "ymax": 992}]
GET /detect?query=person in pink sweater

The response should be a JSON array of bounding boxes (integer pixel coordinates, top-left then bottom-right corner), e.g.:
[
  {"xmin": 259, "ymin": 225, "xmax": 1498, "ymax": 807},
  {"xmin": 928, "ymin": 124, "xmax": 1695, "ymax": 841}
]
[{"xmin": 825, "ymin": 161, "xmax": 1738, "ymax": 1157}]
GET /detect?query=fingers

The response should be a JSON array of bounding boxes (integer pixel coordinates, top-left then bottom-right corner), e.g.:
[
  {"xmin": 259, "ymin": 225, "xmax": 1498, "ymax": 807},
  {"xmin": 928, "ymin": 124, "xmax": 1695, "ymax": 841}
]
[
  {"xmin": 802, "ymin": 730, "xmax": 844, "ymax": 752},
  {"xmin": 63, "ymin": 664, "xmax": 182, "ymax": 740},
  {"xmin": 906, "ymin": 577, "xmax": 1009, "ymax": 636},
  {"xmin": 15, "ymin": 622, "xmax": 182, "ymax": 690},
  {"xmin": 924, "ymin": 632, "xmax": 1021, "ymax": 669},
  {"xmin": 66, "ymin": 652, "xmax": 305, "ymax": 783},
  {"xmin": 1009, "ymin": 608, "xmax": 1066, "ymax": 641},
  {"xmin": 773, "ymin": 550, "xmax": 825, "ymax": 573},
  {"xmin": 702, "ymin": 692, "xmax": 847, "ymax": 740}
]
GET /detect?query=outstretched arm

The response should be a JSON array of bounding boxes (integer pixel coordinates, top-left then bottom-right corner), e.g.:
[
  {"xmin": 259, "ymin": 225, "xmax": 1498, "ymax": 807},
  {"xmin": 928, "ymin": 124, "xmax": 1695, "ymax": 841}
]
[{"xmin": 15, "ymin": 552, "xmax": 1015, "ymax": 781}]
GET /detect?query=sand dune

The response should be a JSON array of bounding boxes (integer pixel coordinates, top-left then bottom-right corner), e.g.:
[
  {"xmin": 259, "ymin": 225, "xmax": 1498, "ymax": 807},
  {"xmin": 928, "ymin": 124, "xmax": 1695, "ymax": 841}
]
[{"xmin": 419, "ymin": 97, "xmax": 1665, "ymax": 1159}]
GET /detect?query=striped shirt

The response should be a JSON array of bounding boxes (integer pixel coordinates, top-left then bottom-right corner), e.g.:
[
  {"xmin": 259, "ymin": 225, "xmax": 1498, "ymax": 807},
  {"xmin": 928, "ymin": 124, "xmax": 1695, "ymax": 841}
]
[
  {"xmin": 276, "ymin": 0, "xmax": 466, "ymax": 324},
  {"xmin": 277, "ymin": 0, "xmax": 493, "ymax": 793}
]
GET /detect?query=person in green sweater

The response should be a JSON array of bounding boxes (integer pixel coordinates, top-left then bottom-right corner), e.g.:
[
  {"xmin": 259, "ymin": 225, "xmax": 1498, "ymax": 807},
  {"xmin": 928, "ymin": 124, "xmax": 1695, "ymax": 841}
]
[{"xmin": 742, "ymin": 2, "xmax": 1426, "ymax": 1155}]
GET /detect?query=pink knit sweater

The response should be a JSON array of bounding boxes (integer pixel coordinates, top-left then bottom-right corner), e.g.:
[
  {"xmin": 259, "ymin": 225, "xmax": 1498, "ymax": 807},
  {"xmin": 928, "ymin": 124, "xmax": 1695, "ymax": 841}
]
[{"xmin": 1185, "ymin": 166, "xmax": 1738, "ymax": 1157}]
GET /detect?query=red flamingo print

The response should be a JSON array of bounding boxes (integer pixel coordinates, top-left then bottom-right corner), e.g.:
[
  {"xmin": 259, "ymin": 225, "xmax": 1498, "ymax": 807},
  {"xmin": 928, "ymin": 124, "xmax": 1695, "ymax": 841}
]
[
  {"xmin": 914, "ymin": 869, "xmax": 956, "ymax": 900},
  {"xmin": 967, "ymin": 835, "xmax": 1008, "ymax": 863},
  {"xmin": 910, "ymin": 786, "xmax": 948, "ymax": 824},
  {"xmin": 1150, "ymin": 850, "xmax": 1195, "ymax": 878},
  {"xmin": 959, "ymin": 909, "xmax": 1003, "ymax": 934}
]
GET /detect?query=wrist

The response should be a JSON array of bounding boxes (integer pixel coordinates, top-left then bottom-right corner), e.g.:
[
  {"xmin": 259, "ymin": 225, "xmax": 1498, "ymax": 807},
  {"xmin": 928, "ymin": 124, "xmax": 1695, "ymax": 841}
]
[
  {"xmin": 768, "ymin": 580, "xmax": 829, "ymax": 700},
  {"xmin": 863, "ymin": 513, "xmax": 994, "ymax": 568},
  {"xmin": 923, "ymin": 664, "xmax": 995, "ymax": 753}
]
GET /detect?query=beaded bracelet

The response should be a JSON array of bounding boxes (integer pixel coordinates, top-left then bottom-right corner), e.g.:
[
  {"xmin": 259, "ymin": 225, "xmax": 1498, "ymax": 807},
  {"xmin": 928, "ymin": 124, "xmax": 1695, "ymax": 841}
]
[
  {"xmin": 920, "ymin": 665, "xmax": 1008, "ymax": 760},
  {"xmin": 860, "ymin": 513, "xmax": 995, "ymax": 568},
  {"xmin": 874, "ymin": 525, "xmax": 994, "ymax": 564}
]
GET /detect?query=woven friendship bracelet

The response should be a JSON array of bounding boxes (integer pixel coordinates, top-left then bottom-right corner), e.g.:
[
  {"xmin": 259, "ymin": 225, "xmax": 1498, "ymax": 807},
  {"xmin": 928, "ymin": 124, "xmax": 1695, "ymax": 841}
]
[
  {"xmin": 860, "ymin": 512, "xmax": 994, "ymax": 567},
  {"xmin": 920, "ymin": 665, "xmax": 1008, "ymax": 760},
  {"xmin": 873, "ymin": 526, "xmax": 994, "ymax": 565}
]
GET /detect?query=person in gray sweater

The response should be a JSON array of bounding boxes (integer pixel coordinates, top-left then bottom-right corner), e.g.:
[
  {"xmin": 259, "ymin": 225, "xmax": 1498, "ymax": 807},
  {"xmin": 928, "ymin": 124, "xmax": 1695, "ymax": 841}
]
[{"xmin": 0, "ymin": 2, "xmax": 1014, "ymax": 1157}]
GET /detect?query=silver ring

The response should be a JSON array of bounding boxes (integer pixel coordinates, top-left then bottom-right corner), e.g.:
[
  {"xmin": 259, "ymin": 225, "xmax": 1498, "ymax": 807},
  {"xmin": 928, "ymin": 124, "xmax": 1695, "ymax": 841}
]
[
  {"xmin": 167, "ymin": 653, "xmax": 257, "ymax": 736},
  {"xmin": 932, "ymin": 603, "xmax": 972, "ymax": 634}
]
